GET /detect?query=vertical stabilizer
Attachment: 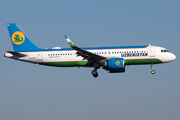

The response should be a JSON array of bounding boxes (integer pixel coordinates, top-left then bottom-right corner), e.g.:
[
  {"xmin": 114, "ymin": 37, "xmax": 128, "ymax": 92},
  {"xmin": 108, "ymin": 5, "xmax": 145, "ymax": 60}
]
[{"xmin": 6, "ymin": 23, "xmax": 41, "ymax": 52}]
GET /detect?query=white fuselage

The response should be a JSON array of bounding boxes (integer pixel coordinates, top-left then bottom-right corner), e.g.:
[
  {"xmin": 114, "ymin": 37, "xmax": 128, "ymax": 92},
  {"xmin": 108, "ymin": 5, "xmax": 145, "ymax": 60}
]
[{"xmin": 5, "ymin": 45, "xmax": 176, "ymax": 66}]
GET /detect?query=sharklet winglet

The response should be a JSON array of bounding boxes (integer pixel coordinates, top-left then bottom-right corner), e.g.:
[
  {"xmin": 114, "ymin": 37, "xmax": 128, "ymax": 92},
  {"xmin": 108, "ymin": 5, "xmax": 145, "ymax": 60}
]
[{"xmin": 65, "ymin": 35, "xmax": 74, "ymax": 46}]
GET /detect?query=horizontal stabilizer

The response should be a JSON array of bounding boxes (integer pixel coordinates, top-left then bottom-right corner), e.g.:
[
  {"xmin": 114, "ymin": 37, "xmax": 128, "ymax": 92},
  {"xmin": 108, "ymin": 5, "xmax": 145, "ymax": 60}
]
[{"xmin": 7, "ymin": 51, "xmax": 27, "ymax": 57}]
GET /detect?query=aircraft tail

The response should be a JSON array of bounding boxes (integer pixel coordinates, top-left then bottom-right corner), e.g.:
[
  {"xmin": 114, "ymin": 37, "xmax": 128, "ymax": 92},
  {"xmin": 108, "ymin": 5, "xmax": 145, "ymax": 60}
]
[{"xmin": 6, "ymin": 23, "xmax": 41, "ymax": 52}]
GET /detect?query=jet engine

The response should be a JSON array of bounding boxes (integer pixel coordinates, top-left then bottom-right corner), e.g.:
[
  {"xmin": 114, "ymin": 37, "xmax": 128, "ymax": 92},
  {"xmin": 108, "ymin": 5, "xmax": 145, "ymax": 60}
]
[{"xmin": 103, "ymin": 58, "xmax": 125, "ymax": 73}]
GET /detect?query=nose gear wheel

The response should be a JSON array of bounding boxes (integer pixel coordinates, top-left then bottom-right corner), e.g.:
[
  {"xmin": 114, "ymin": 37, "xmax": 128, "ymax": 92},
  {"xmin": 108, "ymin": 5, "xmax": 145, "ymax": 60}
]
[{"xmin": 151, "ymin": 64, "xmax": 155, "ymax": 74}]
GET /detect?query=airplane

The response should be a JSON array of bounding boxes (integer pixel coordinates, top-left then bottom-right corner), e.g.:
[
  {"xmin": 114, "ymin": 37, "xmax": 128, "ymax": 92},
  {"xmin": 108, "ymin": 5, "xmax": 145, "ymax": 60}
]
[{"xmin": 4, "ymin": 23, "xmax": 176, "ymax": 78}]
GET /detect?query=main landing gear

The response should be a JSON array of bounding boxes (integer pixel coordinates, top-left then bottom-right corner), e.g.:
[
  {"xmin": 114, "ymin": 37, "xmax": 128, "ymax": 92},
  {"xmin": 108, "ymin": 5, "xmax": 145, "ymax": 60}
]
[
  {"xmin": 92, "ymin": 69, "xmax": 98, "ymax": 78},
  {"xmin": 151, "ymin": 64, "xmax": 155, "ymax": 74},
  {"xmin": 92, "ymin": 62, "xmax": 100, "ymax": 78}
]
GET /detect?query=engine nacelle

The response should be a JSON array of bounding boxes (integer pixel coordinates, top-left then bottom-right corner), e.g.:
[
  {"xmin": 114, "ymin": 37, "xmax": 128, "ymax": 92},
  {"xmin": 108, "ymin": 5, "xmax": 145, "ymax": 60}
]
[{"xmin": 104, "ymin": 58, "xmax": 125, "ymax": 73}]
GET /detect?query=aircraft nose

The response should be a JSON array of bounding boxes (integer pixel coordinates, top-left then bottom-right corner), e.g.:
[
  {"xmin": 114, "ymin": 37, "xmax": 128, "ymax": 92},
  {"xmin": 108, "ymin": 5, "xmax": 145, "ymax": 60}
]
[
  {"xmin": 170, "ymin": 53, "xmax": 176, "ymax": 61},
  {"xmin": 172, "ymin": 53, "xmax": 176, "ymax": 60}
]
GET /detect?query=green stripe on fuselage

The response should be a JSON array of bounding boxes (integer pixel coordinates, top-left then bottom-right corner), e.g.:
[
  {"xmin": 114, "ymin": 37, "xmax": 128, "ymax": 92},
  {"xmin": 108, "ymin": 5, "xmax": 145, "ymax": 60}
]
[
  {"xmin": 40, "ymin": 61, "xmax": 90, "ymax": 67},
  {"xmin": 40, "ymin": 59, "xmax": 162, "ymax": 67},
  {"xmin": 125, "ymin": 59, "xmax": 162, "ymax": 65}
]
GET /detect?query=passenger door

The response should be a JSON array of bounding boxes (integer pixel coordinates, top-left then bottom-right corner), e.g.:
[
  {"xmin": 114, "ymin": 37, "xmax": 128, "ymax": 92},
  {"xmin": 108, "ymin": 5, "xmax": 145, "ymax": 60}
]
[
  {"xmin": 37, "ymin": 52, "xmax": 43, "ymax": 62},
  {"xmin": 150, "ymin": 47, "xmax": 155, "ymax": 57}
]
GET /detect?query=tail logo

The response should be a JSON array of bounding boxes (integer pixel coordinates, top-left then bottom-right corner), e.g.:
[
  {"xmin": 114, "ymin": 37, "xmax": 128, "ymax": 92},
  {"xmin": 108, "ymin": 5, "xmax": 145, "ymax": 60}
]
[
  {"xmin": 11, "ymin": 31, "xmax": 25, "ymax": 45},
  {"xmin": 116, "ymin": 61, "xmax": 120, "ymax": 66}
]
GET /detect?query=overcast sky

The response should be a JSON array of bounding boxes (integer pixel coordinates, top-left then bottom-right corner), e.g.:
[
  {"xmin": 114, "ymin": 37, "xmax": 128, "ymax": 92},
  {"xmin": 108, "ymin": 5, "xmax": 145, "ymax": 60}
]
[{"xmin": 0, "ymin": 0, "xmax": 180, "ymax": 120}]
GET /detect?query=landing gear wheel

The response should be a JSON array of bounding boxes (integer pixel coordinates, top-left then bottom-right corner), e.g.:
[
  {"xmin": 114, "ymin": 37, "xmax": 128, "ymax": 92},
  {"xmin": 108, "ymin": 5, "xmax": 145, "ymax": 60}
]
[
  {"xmin": 150, "ymin": 64, "xmax": 155, "ymax": 74},
  {"xmin": 92, "ymin": 70, "xmax": 98, "ymax": 78},
  {"xmin": 151, "ymin": 70, "xmax": 155, "ymax": 74}
]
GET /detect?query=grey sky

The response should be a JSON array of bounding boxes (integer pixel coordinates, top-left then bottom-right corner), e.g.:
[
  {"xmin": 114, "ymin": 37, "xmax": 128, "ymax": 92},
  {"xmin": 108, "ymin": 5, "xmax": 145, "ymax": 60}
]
[{"xmin": 0, "ymin": 0, "xmax": 179, "ymax": 120}]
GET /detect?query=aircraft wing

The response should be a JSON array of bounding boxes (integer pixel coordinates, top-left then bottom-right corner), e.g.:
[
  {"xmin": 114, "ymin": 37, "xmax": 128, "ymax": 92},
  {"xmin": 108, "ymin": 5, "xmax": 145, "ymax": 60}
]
[{"xmin": 65, "ymin": 35, "xmax": 106, "ymax": 62}]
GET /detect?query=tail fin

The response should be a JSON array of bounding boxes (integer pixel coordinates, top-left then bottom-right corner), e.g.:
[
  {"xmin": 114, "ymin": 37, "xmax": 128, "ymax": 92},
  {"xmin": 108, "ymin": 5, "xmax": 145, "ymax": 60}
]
[{"xmin": 6, "ymin": 23, "xmax": 41, "ymax": 52}]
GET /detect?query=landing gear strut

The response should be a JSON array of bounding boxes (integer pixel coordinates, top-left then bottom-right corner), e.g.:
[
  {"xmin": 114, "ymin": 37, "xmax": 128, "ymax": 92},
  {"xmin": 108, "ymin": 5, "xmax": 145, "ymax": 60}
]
[
  {"xmin": 92, "ymin": 62, "xmax": 100, "ymax": 78},
  {"xmin": 151, "ymin": 64, "xmax": 155, "ymax": 74}
]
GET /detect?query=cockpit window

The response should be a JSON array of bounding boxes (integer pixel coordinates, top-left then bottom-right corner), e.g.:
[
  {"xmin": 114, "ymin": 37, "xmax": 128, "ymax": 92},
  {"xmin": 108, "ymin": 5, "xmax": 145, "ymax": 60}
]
[{"xmin": 161, "ymin": 50, "xmax": 169, "ymax": 53}]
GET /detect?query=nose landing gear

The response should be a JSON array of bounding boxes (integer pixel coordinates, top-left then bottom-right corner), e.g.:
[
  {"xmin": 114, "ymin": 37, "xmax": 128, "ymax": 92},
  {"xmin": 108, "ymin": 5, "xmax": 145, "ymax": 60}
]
[{"xmin": 151, "ymin": 64, "xmax": 155, "ymax": 74}]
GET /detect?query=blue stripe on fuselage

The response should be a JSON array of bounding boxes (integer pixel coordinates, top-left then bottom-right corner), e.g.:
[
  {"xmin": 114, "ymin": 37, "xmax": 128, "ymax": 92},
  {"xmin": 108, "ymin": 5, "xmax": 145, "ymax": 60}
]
[{"xmin": 21, "ymin": 45, "xmax": 148, "ymax": 52}]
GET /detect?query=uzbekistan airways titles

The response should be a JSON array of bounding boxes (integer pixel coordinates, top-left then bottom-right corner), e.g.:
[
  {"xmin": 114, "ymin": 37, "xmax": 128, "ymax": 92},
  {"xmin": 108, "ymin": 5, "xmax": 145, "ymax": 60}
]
[{"xmin": 121, "ymin": 52, "xmax": 148, "ymax": 57}]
